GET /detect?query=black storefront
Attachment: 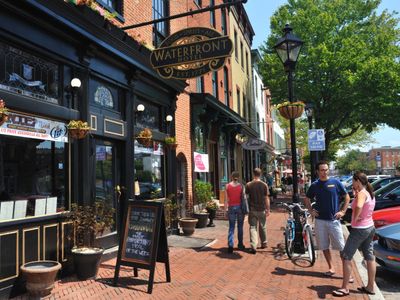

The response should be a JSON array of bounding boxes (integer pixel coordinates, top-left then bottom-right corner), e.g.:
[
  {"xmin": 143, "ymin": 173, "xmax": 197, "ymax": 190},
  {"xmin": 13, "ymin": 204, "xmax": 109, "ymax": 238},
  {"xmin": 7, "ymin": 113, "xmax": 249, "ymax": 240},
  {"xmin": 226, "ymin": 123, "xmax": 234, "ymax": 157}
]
[
  {"xmin": 0, "ymin": 1, "xmax": 185, "ymax": 296},
  {"xmin": 191, "ymin": 93, "xmax": 257, "ymax": 203}
]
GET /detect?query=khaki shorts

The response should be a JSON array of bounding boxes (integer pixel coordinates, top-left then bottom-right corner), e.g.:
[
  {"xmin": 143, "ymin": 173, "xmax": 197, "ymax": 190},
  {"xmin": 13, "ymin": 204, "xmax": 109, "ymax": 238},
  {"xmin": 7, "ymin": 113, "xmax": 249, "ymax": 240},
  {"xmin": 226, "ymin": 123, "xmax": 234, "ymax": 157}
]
[{"xmin": 314, "ymin": 219, "xmax": 345, "ymax": 251}]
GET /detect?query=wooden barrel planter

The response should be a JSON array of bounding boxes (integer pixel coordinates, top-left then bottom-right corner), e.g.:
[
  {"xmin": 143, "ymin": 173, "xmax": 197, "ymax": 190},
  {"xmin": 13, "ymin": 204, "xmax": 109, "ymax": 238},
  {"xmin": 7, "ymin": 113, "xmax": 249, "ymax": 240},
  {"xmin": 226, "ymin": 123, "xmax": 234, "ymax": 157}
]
[{"xmin": 278, "ymin": 104, "xmax": 304, "ymax": 119}]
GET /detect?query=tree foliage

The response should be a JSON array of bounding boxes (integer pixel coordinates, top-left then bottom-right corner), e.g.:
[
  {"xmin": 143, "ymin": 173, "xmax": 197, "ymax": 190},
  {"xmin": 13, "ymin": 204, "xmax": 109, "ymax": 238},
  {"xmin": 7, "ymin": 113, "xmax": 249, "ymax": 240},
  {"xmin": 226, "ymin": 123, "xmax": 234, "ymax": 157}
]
[
  {"xmin": 259, "ymin": 0, "xmax": 400, "ymax": 159},
  {"xmin": 336, "ymin": 149, "xmax": 376, "ymax": 174}
]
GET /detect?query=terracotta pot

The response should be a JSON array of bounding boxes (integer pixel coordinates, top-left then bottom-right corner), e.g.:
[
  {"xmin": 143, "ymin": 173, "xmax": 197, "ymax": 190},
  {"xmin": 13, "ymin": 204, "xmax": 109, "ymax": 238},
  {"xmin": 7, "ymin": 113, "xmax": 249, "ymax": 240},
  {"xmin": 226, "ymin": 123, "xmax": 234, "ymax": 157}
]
[
  {"xmin": 69, "ymin": 128, "xmax": 89, "ymax": 139},
  {"xmin": 136, "ymin": 137, "xmax": 153, "ymax": 147},
  {"xmin": 278, "ymin": 104, "xmax": 304, "ymax": 119},
  {"xmin": 179, "ymin": 218, "xmax": 198, "ymax": 235},
  {"xmin": 20, "ymin": 260, "xmax": 61, "ymax": 297}
]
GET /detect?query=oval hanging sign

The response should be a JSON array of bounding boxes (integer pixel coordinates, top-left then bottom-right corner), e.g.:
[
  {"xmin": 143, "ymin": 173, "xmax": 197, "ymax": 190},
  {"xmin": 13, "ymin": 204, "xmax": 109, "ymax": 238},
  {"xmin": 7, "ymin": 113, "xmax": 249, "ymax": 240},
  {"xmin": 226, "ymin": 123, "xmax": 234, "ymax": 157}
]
[{"xmin": 150, "ymin": 27, "xmax": 233, "ymax": 80}]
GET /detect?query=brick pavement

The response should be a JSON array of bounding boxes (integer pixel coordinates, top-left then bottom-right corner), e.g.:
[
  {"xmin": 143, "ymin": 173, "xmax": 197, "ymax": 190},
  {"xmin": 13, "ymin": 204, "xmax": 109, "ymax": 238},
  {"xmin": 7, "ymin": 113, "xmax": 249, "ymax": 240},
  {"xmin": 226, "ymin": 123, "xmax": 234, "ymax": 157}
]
[{"xmin": 13, "ymin": 198, "xmax": 371, "ymax": 300}]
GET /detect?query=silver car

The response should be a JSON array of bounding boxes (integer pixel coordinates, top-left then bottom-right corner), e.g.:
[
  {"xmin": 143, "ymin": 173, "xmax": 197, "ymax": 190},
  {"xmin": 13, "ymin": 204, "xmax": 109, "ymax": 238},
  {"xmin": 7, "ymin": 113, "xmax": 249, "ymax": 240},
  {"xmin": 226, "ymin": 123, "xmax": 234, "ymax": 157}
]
[{"xmin": 374, "ymin": 222, "xmax": 400, "ymax": 273}]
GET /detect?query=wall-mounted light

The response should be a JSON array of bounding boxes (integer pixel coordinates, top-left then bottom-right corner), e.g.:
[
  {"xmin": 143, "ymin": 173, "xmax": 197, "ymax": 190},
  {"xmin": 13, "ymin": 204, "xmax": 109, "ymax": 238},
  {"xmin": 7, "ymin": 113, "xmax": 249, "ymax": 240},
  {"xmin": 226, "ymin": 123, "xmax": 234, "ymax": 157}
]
[
  {"xmin": 70, "ymin": 78, "xmax": 81, "ymax": 89},
  {"xmin": 136, "ymin": 104, "xmax": 145, "ymax": 112},
  {"xmin": 166, "ymin": 115, "xmax": 173, "ymax": 122},
  {"xmin": 66, "ymin": 77, "xmax": 81, "ymax": 108}
]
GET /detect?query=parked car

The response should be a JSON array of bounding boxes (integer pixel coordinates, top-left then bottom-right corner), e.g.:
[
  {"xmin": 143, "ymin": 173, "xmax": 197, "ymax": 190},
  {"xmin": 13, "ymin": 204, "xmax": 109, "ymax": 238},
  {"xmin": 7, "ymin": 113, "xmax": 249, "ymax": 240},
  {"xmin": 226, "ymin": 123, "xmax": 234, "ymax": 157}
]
[
  {"xmin": 373, "ymin": 206, "xmax": 400, "ymax": 228},
  {"xmin": 373, "ymin": 223, "xmax": 400, "ymax": 273},
  {"xmin": 342, "ymin": 180, "xmax": 400, "ymax": 223},
  {"xmin": 367, "ymin": 174, "xmax": 390, "ymax": 183},
  {"xmin": 372, "ymin": 176, "xmax": 400, "ymax": 191}
]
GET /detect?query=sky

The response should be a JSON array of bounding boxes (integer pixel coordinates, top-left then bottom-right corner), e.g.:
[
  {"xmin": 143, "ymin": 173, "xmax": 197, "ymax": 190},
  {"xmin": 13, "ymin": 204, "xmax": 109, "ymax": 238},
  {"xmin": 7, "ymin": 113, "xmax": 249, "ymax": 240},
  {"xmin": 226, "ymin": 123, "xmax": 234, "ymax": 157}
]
[{"xmin": 244, "ymin": 0, "xmax": 400, "ymax": 152}]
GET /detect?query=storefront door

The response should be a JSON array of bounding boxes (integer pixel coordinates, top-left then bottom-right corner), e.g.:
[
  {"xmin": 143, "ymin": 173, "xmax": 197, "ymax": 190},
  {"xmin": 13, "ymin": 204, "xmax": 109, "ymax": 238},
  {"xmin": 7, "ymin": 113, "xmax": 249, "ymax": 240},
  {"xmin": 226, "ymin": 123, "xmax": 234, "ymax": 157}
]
[{"xmin": 93, "ymin": 139, "xmax": 121, "ymax": 248}]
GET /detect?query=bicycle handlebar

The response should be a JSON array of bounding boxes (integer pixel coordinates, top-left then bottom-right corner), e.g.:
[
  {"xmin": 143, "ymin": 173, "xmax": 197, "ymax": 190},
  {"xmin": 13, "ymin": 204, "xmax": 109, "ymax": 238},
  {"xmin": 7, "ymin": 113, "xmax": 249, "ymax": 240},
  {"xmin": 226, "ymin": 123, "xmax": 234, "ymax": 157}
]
[{"xmin": 278, "ymin": 202, "xmax": 309, "ymax": 213}]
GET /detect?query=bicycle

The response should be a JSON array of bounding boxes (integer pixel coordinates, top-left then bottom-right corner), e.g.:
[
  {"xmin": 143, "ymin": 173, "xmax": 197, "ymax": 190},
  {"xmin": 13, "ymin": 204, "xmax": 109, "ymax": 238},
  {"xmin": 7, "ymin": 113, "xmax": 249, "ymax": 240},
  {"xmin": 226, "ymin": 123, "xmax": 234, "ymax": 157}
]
[{"xmin": 278, "ymin": 202, "xmax": 316, "ymax": 266}]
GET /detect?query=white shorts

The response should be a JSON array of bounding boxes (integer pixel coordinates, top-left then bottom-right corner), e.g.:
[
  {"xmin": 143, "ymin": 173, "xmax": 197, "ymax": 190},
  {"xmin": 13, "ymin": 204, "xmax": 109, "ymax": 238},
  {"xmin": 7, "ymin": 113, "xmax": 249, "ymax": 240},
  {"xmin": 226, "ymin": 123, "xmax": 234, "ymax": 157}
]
[{"xmin": 314, "ymin": 219, "xmax": 345, "ymax": 251}]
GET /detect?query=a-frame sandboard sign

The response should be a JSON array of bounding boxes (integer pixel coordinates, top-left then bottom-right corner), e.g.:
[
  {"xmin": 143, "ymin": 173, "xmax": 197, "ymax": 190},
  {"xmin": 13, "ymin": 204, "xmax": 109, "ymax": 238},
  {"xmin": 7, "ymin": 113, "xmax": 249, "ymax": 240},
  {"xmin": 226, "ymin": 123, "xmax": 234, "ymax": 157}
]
[{"xmin": 113, "ymin": 200, "xmax": 170, "ymax": 293}]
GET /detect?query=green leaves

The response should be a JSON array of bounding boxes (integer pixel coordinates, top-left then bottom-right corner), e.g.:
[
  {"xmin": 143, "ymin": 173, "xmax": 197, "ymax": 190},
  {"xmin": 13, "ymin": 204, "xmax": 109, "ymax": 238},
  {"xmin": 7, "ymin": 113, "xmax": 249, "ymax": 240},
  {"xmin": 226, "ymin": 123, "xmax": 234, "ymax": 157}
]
[{"xmin": 259, "ymin": 0, "xmax": 400, "ymax": 158}]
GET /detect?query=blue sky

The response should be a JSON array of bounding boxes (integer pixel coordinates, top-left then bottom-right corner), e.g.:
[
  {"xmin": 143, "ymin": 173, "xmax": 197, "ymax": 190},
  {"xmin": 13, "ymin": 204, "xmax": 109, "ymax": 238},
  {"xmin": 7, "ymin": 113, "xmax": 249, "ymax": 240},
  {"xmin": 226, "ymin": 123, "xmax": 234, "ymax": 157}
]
[{"xmin": 244, "ymin": 0, "xmax": 400, "ymax": 151}]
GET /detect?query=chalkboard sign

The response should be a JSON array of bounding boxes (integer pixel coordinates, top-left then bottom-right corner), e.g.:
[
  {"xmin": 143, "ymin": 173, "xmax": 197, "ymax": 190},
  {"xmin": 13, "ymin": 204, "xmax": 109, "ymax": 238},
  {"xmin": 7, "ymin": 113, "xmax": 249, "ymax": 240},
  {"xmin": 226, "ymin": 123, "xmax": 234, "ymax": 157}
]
[
  {"xmin": 121, "ymin": 205, "xmax": 156, "ymax": 264},
  {"xmin": 114, "ymin": 200, "xmax": 170, "ymax": 294}
]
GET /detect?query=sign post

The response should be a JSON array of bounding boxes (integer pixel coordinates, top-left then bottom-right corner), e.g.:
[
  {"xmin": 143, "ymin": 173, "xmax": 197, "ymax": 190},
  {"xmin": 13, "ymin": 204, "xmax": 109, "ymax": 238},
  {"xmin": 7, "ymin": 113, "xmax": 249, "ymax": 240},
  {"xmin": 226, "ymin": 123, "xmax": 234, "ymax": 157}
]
[{"xmin": 113, "ymin": 200, "xmax": 170, "ymax": 293}]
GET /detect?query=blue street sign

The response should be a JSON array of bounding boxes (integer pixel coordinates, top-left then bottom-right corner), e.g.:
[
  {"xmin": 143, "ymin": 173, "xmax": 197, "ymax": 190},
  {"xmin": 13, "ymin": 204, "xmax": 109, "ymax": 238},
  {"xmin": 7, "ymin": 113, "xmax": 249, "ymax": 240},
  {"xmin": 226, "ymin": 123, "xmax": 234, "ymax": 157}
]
[{"xmin": 308, "ymin": 129, "xmax": 325, "ymax": 151}]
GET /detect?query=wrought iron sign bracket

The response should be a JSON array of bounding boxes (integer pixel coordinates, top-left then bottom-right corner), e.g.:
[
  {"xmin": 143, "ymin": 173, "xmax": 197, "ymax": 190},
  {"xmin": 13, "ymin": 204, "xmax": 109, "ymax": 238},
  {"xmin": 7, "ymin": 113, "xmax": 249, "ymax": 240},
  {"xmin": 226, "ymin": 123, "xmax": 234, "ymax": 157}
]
[{"xmin": 121, "ymin": 0, "xmax": 248, "ymax": 30}]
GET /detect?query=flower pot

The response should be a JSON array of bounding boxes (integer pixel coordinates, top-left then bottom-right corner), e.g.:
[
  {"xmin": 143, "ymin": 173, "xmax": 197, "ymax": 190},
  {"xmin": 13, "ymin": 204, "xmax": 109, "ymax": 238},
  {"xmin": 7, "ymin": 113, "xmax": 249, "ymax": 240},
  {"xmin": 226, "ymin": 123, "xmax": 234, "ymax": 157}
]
[
  {"xmin": 136, "ymin": 137, "xmax": 153, "ymax": 147},
  {"xmin": 278, "ymin": 104, "xmax": 304, "ymax": 119},
  {"xmin": 20, "ymin": 260, "xmax": 61, "ymax": 297},
  {"xmin": 179, "ymin": 217, "xmax": 198, "ymax": 235},
  {"xmin": 69, "ymin": 128, "xmax": 89, "ymax": 139},
  {"xmin": 193, "ymin": 212, "xmax": 209, "ymax": 228},
  {"xmin": 72, "ymin": 247, "xmax": 104, "ymax": 280},
  {"xmin": 206, "ymin": 208, "xmax": 217, "ymax": 227}
]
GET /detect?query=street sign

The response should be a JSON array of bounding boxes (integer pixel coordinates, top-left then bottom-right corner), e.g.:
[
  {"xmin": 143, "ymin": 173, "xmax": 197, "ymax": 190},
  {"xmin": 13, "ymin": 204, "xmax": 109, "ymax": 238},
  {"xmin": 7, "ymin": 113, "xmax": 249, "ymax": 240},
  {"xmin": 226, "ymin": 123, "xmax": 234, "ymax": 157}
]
[{"xmin": 308, "ymin": 129, "xmax": 325, "ymax": 151}]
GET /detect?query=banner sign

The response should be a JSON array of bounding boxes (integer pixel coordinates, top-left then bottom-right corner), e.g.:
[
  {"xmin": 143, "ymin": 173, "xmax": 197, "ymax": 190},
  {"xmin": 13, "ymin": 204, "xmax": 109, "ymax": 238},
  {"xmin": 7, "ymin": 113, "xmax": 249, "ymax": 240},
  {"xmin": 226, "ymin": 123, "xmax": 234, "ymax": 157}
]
[
  {"xmin": 194, "ymin": 152, "xmax": 209, "ymax": 172},
  {"xmin": 150, "ymin": 27, "xmax": 233, "ymax": 79},
  {"xmin": 241, "ymin": 138, "xmax": 268, "ymax": 150},
  {"xmin": 0, "ymin": 111, "xmax": 68, "ymax": 142},
  {"xmin": 308, "ymin": 129, "xmax": 325, "ymax": 151}
]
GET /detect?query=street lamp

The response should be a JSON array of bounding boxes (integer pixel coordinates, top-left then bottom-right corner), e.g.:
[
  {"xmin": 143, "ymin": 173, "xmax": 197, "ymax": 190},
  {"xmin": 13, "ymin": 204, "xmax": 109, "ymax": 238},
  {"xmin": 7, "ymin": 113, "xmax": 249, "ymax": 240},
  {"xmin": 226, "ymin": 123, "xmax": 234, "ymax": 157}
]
[
  {"xmin": 305, "ymin": 103, "xmax": 316, "ymax": 182},
  {"xmin": 274, "ymin": 24, "xmax": 303, "ymax": 203}
]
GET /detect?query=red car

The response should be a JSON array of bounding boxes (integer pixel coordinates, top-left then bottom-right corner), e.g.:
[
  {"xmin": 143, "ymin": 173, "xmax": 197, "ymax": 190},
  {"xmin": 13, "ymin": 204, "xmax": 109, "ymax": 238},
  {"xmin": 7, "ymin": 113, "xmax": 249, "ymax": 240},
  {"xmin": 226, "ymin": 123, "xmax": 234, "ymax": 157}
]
[{"xmin": 373, "ymin": 206, "xmax": 400, "ymax": 228}]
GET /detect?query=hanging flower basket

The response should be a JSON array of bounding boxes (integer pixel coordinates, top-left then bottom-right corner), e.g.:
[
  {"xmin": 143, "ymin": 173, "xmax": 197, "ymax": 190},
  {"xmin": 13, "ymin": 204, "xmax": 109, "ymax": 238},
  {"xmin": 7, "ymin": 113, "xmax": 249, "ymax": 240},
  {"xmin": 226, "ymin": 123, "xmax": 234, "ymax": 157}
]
[
  {"xmin": 0, "ymin": 99, "xmax": 9, "ymax": 127},
  {"xmin": 136, "ymin": 128, "xmax": 153, "ymax": 147},
  {"xmin": 165, "ymin": 136, "xmax": 178, "ymax": 150},
  {"xmin": 67, "ymin": 120, "xmax": 90, "ymax": 139},
  {"xmin": 277, "ymin": 101, "xmax": 305, "ymax": 119}
]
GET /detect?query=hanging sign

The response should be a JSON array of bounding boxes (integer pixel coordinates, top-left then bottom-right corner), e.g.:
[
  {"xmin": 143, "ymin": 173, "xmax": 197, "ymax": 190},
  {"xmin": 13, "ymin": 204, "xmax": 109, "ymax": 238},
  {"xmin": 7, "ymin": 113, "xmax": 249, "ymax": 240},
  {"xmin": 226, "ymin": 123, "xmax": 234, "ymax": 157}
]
[
  {"xmin": 194, "ymin": 152, "xmax": 209, "ymax": 172},
  {"xmin": 150, "ymin": 27, "xmax": 233, "ymax": 79},
  {"xmin": 0, "ymin": 111, "xmax": 68, "ymax": 142},
  {"xmin": 242, "ymin": 138, "xmax": 268, "ymax": 150}
]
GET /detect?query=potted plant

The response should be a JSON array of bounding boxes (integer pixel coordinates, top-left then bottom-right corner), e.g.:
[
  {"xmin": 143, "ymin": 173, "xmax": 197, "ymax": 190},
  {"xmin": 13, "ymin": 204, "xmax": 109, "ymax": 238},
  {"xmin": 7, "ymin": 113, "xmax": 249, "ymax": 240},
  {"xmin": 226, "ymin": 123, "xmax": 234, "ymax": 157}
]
[
  {"xmin": 193, "ymin": 180, "xmax": 213, "ymax": 228},
  {"xmin": 67, "ymin": 120, "xmax": 90, "ymax": 139},
  {"xmin": 276, "ymin": 101, "xmax": 305, "ymax": 119},
  {"xmin": 164, "ymin": 194, "xmax": 181, "ymax": 235},
  {"xmin": 164, "ymin": 135, "xmax": 178, "ymax": 150},
  {"xmin": 68, "ymin": 201, "xmax": 115, "ymax": 280},
  {"xmin": 0, "ymin": 99, "xmax": 9, "ymax": 126},
  {"xmin": 205, "ymin": 200, "xmax": 219, "ymax": 227},
  {"xmin": 136, "ymin": 128, "xmax": 153, "ymax": 147},
  {"xmin": 20, "ymin": 260, "xmax": 61, "ymax": 297}
]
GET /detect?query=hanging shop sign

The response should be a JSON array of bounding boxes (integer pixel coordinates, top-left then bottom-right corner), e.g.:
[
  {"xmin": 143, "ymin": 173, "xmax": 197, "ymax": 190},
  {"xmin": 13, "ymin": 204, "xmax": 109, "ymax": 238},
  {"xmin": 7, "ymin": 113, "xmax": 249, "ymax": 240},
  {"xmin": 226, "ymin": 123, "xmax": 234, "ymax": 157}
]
[
  {"xmin": 0, "ymin": 111, "xmax": 68, "ymax": 142},
  {"xmin": 194, "ymin": 152, "xmax": 209, "ymax": 172},
  {"xmin": 150, "ymin": 27, "xmax": 233, "ymax": 79},
  {"xmin": 242, "ymin": 138, "xmax": 268, "ymax": 150}
]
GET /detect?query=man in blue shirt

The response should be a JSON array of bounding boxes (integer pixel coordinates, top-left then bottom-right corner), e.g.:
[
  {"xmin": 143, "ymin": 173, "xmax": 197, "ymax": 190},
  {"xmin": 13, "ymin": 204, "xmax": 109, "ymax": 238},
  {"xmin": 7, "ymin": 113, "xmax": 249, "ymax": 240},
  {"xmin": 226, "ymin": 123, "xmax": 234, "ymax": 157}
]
[{"xmin": 304, "ymin": 161, "xmax": 350, "ymax": 277}]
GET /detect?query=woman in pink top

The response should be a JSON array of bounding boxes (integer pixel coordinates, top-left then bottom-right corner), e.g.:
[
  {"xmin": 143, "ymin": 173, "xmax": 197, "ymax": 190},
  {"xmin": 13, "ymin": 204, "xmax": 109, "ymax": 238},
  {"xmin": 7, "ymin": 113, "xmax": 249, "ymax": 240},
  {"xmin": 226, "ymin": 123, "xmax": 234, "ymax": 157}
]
[
  {"xmin": 224, "ymin": 171, "xmax": 245, "ymax": 253},
  {"xmin": 332, "ymin": 172, "xmax": 376, "ymax": 297}
]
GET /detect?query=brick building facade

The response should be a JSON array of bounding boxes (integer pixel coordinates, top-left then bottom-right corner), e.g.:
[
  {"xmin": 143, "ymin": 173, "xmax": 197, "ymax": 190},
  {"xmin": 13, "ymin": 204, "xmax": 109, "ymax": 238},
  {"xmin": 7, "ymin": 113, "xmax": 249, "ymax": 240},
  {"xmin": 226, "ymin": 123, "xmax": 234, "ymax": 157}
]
[{"xmin": 369, "ymin": 146, "xmax": 400, "ymax": 175}]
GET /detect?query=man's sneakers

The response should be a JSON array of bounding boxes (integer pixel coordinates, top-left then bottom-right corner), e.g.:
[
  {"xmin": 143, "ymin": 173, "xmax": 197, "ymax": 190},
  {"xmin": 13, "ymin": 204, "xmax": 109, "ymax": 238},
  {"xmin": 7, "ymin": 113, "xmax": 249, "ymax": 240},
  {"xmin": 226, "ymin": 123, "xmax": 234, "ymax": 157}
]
[
  {"xmin": 238, "ymin": 244, "xmax": 246, "ymax": 250},
  {"xmin": 249, "ymin": 248, "xmax": 256, "ymax": 254},
  {"xmin": 261, "ymin": 242, "xmax": 268, "ymax": 249}
]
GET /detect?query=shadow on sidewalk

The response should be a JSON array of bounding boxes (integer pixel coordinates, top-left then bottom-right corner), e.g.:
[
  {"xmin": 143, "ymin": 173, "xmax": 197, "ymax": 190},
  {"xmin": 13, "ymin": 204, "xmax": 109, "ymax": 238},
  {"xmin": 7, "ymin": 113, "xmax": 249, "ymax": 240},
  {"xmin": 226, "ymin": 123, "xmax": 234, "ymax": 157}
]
[
  {"xmin": 197, "ymin": 246, "xmax": 244, "ymax": 260},
  {"xmin": 272, "ymin": 266, "xmax": 327, "ymax": 278}
]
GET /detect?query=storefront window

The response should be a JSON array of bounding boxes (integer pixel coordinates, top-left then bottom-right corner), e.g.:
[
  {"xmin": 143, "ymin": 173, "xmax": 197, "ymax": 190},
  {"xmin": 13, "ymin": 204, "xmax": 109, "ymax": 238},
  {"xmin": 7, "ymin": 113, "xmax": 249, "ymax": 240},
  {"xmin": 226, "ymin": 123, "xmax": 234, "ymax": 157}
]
[
  {"xmin": 135, "ymin": 101, "xmax": 160, "ymax": 131},
  {"xmin": 134, "ymin": 141, "xmax": 164, "ymax": 200},
  {"xmin": 194, "ymin": 125, "xmax": 205, "ymax": 152},
  {"xmin": 0, "ymin": 136, "xmax": 67, "ymax": 222},
  {"xmin": 0, "ymin": 42, "xmax": 59, "ymax": 104}
]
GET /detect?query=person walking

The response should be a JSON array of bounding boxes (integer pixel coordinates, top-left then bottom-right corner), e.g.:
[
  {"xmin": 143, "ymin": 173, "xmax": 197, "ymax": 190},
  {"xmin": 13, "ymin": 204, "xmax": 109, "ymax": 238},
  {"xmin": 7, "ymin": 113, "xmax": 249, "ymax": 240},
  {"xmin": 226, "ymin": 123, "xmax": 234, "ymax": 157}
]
[
  {"xmin": 246, "ymin": 168, "xmax": 270, "ymax": 254},
  {"xmin": 304, "ymin": 161, "xmax": 351, "ymax": 279},
  {"xmin": 224, "ymin": 171, "xmax": 245, "ymax": 253},
  {"xmin": 332, "ymin": 171, "xmax": 376, "ymax": 297}
]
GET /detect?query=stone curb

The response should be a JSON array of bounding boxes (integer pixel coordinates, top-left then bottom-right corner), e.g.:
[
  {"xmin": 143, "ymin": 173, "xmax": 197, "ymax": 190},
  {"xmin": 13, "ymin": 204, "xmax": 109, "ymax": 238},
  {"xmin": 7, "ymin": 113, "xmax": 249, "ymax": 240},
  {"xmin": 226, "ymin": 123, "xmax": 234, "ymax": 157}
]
[{"xmin": 342, "ymin": 225, "xmax": 384, "ymax": 300}]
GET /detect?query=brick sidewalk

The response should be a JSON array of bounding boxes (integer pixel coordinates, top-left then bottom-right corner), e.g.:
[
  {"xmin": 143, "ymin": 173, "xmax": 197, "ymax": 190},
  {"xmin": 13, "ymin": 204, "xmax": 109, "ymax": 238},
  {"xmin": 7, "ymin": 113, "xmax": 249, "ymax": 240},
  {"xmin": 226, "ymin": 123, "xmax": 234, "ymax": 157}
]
[{"xmin": 13, "ymin": 198, "xmax": 370, "ymax": 300}]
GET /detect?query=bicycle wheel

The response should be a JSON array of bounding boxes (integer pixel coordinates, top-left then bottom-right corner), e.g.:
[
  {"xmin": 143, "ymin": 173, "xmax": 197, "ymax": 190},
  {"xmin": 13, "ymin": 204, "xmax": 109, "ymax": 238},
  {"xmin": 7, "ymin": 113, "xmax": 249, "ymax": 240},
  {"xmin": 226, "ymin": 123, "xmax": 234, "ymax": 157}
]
[
  {"xmin": 303, "ymin": 225, "xmax": 316, "ymax": 266},
  {"xmin": 284, "ymin": 226, "xmax": 294, "ymax": 259}
]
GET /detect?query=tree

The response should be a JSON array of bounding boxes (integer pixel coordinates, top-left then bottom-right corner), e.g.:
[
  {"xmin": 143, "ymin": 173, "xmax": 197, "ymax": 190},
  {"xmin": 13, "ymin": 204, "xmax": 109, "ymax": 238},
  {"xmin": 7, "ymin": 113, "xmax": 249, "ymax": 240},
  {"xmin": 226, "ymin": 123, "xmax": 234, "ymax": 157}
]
[
  {"xmin": 336, "ymin": 149, "xmax": 376, "ymax": 174},
  {"xmin": 259, "ymin": 0, "xmax": 400, "ymax": 159}
]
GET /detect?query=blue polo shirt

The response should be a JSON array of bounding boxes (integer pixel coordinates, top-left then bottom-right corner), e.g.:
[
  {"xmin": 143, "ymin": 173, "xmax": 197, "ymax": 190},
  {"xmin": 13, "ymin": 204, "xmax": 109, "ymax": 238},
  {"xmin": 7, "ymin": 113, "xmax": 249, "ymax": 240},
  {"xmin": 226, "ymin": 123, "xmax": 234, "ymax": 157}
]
[{"xmin": 306, "ymin": 178, "xmax": 347, "ymax": 220}]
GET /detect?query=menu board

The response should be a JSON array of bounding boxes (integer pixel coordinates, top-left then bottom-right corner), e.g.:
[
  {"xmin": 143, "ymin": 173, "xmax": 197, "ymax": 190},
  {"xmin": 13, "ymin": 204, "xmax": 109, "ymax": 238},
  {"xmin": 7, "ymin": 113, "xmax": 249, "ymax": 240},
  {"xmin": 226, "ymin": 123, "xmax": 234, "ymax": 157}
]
[
  {"xmin": 122, "ymin": 205, "xmax": 156, "ymax": 264},
  {"xmin": 114, "ymin": 200, "xmax": 170, "ymax": 294}
]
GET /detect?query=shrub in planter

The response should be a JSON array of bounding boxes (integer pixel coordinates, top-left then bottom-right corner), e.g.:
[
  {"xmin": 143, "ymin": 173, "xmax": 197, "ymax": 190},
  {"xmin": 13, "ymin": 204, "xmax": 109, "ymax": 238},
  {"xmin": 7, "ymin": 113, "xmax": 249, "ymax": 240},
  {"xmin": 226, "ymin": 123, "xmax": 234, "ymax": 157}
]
[{"xmin": 193, "ymin": 180, "xmax": 214, "ymax": 228}]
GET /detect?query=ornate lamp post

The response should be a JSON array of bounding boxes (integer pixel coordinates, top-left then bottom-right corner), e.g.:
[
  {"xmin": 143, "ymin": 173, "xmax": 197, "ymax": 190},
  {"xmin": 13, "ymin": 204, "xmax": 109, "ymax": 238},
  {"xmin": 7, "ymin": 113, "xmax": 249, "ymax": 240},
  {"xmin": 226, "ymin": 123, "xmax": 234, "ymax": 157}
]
[
  {"xmin": 305, "ymin": 103, "xmax": 316, "ymax": 182},
  {"xmin": 274, "ymin": 24, "xmax": 303, "ymax": 203}
]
